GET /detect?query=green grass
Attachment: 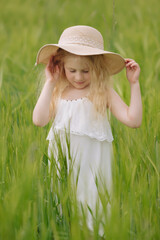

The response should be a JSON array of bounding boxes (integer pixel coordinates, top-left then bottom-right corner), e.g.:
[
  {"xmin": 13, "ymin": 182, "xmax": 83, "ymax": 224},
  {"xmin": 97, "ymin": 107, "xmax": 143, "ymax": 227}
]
[{"xmin": 0, "ymin": 0, "xmax": 160, "ymax": 239}]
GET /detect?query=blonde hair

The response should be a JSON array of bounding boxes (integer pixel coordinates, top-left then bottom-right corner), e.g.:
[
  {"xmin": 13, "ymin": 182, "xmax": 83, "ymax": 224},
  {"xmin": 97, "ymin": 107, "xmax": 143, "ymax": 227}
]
[{"xmin": 47, "ymin": 49, "xmax": 111, "ymax": 118}]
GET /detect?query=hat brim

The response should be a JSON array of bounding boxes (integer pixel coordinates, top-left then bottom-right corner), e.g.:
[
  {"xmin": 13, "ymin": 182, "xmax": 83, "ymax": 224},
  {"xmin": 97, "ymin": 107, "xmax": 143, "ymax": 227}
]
[{"xmin": 35, "ymin": 44, "xmax": 125, "ymax": 75}]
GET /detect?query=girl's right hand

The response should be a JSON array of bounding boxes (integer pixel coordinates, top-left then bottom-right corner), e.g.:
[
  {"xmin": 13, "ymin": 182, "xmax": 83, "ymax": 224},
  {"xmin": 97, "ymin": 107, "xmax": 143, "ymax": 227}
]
[{"xmin": 45, "ymin": 56, "xmax": 60, "ymax": 83}]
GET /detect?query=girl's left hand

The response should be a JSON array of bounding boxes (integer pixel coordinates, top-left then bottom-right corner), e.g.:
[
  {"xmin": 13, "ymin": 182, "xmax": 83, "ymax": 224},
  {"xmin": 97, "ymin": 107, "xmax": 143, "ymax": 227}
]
[{"xmin": 125, "ymin": 59, "xmax": 140, "ymax": 84}]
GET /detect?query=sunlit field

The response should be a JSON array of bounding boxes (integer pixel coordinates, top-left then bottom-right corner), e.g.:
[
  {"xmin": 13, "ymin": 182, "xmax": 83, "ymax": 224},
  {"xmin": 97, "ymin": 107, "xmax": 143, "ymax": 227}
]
[{"xmin": 0, "ymin": 0, "xmax": 160, "ymax": 239}]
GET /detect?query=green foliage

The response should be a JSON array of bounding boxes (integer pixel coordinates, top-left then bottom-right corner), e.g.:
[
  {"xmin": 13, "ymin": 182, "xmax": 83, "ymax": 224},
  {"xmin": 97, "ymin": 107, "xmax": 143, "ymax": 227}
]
[{"xmin": 0, "ymin": 0, "xmax": 160, "ymax": 239}]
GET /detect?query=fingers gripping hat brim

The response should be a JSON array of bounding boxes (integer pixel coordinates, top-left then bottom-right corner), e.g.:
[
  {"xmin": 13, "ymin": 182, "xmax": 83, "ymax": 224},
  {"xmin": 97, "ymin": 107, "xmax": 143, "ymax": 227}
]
[{"xmin": 35, "ymin": 43, "xmax": 125, "ymax": 76}]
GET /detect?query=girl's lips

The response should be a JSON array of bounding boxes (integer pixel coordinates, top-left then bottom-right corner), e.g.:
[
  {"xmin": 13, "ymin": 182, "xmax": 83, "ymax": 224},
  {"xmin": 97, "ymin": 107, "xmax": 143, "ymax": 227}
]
[{"xmin": 75, "ymin": 81, "xmax": 84, "ymax": 84}]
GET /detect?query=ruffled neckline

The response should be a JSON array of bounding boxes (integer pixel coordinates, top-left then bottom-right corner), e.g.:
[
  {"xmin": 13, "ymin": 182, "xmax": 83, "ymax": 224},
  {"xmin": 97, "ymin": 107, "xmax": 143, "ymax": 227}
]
[{"xmin": 60, "ymin": 96, "xmax": 88, "ymax": 102}]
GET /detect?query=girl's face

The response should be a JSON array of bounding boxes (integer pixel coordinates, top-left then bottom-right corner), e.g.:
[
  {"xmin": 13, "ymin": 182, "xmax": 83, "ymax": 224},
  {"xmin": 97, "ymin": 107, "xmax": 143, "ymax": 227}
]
[{"xmin": 64, "ymin": 56, "xmax": 91, "ymax": 89}]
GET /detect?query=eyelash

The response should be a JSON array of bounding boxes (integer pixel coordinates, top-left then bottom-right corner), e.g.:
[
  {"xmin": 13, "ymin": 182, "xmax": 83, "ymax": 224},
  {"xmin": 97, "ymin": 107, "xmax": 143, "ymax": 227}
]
[{"xmin": 69, "ymin": 70, "xmax": 89, "ymax": 73}]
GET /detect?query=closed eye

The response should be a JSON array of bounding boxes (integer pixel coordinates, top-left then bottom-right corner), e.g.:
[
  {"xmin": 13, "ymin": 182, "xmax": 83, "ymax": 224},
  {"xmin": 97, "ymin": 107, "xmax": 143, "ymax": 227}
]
[
  {"xmin": 68, "ymin": 69, "xmax": 89, "ymax": 73},
  {"xmin": 69, "ymin": 69, "xmax": 76, "ymax": 73}
]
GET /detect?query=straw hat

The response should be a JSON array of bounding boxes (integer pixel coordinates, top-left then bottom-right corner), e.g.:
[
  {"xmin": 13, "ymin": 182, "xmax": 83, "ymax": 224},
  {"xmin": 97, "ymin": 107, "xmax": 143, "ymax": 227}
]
[{"xmin": 35, "ymin": 25, "xmax": 125, "ymax": 75}]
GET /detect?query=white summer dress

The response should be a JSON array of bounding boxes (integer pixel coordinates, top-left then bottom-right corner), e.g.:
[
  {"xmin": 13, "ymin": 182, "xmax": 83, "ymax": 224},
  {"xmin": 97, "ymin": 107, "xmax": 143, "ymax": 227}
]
[{"xmin": 47, "ymin": 97, "xmax": 114, "ymax": 232}]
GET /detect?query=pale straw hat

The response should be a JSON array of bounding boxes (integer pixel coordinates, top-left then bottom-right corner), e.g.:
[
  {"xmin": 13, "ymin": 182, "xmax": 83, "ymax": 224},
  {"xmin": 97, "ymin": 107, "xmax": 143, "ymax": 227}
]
[{"xmin": 35, "ymin": 25, "xmax": 125, "ymax": 75}]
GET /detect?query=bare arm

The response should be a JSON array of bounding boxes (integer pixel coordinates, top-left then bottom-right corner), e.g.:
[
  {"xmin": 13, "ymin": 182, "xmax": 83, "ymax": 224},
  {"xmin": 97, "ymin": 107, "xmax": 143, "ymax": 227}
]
[
  {"xmin": 33, "ymin": 81, "xmax": 55, "ymax": 126},
  {"xmin": 109, "ymin": 59, "xmax": 142, "ymax": 128},
  {"xmin": 33, "ymin": 58, "xmax": 59, "ymax": 127}
]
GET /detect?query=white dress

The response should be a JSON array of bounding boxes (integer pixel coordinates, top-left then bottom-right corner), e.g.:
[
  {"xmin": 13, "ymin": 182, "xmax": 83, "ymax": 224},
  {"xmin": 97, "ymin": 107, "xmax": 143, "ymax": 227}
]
[{"xmin": 47, "ymin": 97, "xmax": 114, "ymax": 232}]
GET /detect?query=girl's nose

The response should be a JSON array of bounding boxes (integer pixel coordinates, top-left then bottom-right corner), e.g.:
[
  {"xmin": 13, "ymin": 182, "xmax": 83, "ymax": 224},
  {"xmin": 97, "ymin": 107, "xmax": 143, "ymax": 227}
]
[{"xmin": 75, "ymin": 72, "xmax": 82, "ymax": 81}]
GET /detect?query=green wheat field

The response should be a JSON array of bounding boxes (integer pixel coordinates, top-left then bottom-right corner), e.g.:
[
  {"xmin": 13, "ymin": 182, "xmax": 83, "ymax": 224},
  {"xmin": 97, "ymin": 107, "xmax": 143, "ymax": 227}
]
[{"xmin": 0, "ymin": 0, "xmax": 160, "ymax": 239}]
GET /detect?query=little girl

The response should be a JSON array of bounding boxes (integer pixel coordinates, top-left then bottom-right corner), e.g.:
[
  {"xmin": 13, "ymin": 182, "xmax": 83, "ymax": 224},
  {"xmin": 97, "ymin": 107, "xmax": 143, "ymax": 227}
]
[{"xmin": 33, "ymin": 25, "xmax": 142, "ymax": 235}]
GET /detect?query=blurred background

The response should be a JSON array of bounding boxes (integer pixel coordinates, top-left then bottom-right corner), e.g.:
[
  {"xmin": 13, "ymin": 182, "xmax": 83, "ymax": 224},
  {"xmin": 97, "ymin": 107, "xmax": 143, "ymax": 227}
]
[{"xmin": 0, "ymin": 0, "xmax": 160, "ymax": 239}]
